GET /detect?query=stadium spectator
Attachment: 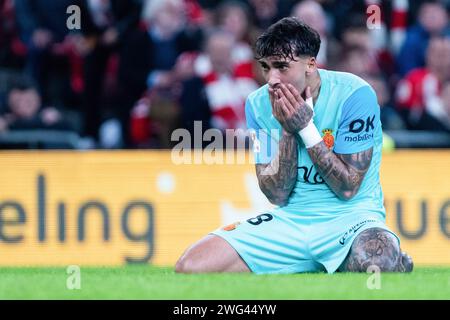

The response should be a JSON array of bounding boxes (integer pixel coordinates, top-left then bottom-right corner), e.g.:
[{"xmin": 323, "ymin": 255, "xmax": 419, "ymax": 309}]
[
  {"xmin": 365, "ymin": 74, "xmax": 406, "ymax": 130},
  {"xmin": 341, "ymin": 14, "xmax": 372, "ymax": 50},
  {"xmin": 214, "ymin": 1, "xmax": 265, "ymax": 83},
  {"xmin": 215, "ymin": 1, "xmax": 256, "ymax": 44},
  {"xmin": 395, "ymin": 37, "xmax": 450, "ymax": 131},
  {"xmin": 247, "ymin": 0, "xmax": 295, "ymax": 30},
  {"xmin": 413, "ymin": 78, "xmax": 450, "ymax": 132},
  {"xmin": 128, "ymin": 55, "xmax": 197, "ymax": 148},
  {"xmin": 194, "ymin": 30, "xmax": 259, "ymax": 131},
  {"xmin": 0, "ymin": 0, "xmax": 27, "ymax": 116},
  {"xmin": 396, "ymin": 0, "xmax": 450, "ymax": 77},
  {"xmin": 178, "ymin": 81, "xmax": 212, "ymax": 148},
  {"xmin": 291, "ymin": 0, "xmax": 338, "ymax": 68},
  {"xmin": 0, "ymin": 0, "xmax": 26, "ymax": 70},
  {"xmin": 214, "ymin": 1, "xmax": 256, "ymax": 61},
  {"xmin": 77, "ymin": 0, "xmax": 142, "ymax": 148},
  {"xmin": 123, "ymin": 0, "xmax": 203, "ymax": 148},
  {"xmin": 131, "ymin": 0, "xmax": 202, "ymax": 93},
  {"xmin": 14, "ymin": 0, "xmax": 81, "ymax": 107},
  {"xmin": 1, "ymin": 78, "xmax": 72, "ymax": 132},
  {"xmin": 337, "ymin": 45, "xmax": 379, "ymax": 77}
]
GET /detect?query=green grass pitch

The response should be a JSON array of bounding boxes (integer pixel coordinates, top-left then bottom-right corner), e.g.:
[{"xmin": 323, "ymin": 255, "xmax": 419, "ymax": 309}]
[{"xmin": 0, "ymin": 266, "xmax": 449, "ymax": 299}]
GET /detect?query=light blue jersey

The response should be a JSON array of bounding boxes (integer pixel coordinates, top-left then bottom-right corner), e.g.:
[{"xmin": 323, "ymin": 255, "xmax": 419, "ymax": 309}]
[
  {"xmin": 245, "ymin": 69, "xmax": 385, "ymax": 219},
  {"xmin": 212, "ymin": 69, "xmax": 400, "ymax": 274}
]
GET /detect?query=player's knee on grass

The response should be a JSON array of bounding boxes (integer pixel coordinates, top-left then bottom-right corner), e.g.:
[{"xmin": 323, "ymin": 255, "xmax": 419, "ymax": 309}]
[
  {"xmin": 340, "ymin": 227, "xmax": 411, "ymax": 272},
  {"xmin": 175, "ymin": 243, "xmax": 207, "ymax": 274},
  {"xmin": 175, "ymin": 253, "xmax": 197, "ymax": 274},
  {"xmin": 175, "ymin": 235, "xmax": 251, "ymax": 273}
]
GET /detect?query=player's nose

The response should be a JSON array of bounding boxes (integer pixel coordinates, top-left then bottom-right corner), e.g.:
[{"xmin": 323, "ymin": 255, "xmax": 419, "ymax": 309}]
[{"xmin": 268, "ymin": 72, "xmax": 281, "ymax": 88}]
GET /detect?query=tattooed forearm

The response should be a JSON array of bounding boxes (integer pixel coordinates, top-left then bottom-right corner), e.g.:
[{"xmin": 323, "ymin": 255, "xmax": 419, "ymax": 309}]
[
  {"xmin": 279, "ymin": 100, "xmax": 313, "ymax": 133},
  {"xmin": 307, "ymin": 141, "xmax": 373, "ymax": 200},
  {"xmin": 256, "ymin": 130, "xmax": 298, "ymax": 206}
]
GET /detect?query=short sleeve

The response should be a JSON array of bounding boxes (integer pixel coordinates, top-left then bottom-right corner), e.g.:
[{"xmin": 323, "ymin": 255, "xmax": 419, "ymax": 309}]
[
  {"xmin": 333, "ymin": 86, "xmax": 380, "ymax": 154},
  {"xmin": 245, "ymin": 98, "xmax": 278, "ymax": 164}
]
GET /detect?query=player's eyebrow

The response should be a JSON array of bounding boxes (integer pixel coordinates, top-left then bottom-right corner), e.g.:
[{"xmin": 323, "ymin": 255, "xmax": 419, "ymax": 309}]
[
  {"xmin": 258, "ymin": 60, "xmax": 290, "ymax": 69},
  {"xmin": 272, "ymin": 61, "xmax": 289, "ymax": 68}
]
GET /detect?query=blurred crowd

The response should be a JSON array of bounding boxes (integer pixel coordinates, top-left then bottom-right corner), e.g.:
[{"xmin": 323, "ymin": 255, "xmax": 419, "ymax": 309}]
[{"xmin": 0, "ymin": 0, "xmax": 450, "ymax": 149}]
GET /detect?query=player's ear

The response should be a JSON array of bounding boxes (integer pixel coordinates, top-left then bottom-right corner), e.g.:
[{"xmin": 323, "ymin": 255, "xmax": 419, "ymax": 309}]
[{"xmin": 305, "ymin": 57, "xmax": 317, "ymax": 75}]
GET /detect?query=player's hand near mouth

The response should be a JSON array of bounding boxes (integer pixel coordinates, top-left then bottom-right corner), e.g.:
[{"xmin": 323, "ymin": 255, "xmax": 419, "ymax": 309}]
[
  {"xmin": 267, "ymin": 81, "xmax": 373, "ymax": 202},
  {"xmin": 254, "ymin": 82, "xmax": 308, "ymax": 206},
  {"xmin": 269, "ymin": 83, "xmax": 313, "ymax": 134}
]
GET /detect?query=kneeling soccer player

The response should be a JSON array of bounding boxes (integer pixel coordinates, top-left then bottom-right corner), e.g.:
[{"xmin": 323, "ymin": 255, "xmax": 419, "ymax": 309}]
[{"xmin": 176, "ymin": 17, "xmax": 413, "ymax": 274}]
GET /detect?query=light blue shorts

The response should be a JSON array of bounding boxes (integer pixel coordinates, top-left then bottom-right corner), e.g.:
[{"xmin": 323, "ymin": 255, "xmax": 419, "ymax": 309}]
[{"xmin": 211, "ymin": 207, "xmax": 400, "ymax": 274}]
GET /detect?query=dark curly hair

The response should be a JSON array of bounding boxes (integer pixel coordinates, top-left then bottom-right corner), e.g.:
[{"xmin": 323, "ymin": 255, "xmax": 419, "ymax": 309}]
[{"xmin": 255, "ymin": 17, "xmax": 321, "ymax": 61}]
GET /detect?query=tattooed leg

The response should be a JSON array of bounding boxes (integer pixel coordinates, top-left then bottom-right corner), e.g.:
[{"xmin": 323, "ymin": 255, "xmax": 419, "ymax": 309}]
[{"xmin": 340, "ymin": 227, "xmax": 413, "ymax": 272}]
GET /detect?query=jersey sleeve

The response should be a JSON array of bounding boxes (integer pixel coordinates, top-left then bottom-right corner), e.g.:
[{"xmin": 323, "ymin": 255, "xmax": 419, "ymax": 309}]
[
  {"xmin": 333, "ymin": 85, "xmax": 380, "ymax": 154},
  {"xmin": 245, "ymin": 98, "xmax": 278, "ymax": 164}
]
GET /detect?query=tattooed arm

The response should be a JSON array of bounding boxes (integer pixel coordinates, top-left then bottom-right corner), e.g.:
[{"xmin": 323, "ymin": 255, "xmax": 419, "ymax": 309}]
[
  {"xmin": 253, "ymin": 83, "xmax": 313, "ymax": 206},
  {"xmin": 305, "ymin": 85, "xmax": 381, "ymax": 200},
  {"xmin": 265, "ymin": 83, "xmax": 372, "ymax": 200},
  {"xmin": 255, "ymin": 130, "xmax": 298, "ymax": 206},
  {"xmin": 307, "ymin": 142, "xmax": 373, "ymax": 200},
  {"xmin": 254, "ymin": 83, "xmax": 315, "ymax": 205}
]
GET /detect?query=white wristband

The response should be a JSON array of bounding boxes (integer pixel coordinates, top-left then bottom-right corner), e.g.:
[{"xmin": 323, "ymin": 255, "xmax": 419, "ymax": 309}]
[
  {"xmin": 299, "ymin": 122, "xmax": 322, "ymax": 148},
  {"xmin": 305, "ymin": 97, "xmax": 314, "ymax": 110},
  {"xmin": 298, "ymin": 96, "xmax": 321, "ymax": 148}
]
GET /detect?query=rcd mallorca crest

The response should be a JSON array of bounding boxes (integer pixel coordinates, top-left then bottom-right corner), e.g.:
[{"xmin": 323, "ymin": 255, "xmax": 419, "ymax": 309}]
[{"xmin": 322, "ymin": 129, "xmax": 334, "ymax": 149}]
